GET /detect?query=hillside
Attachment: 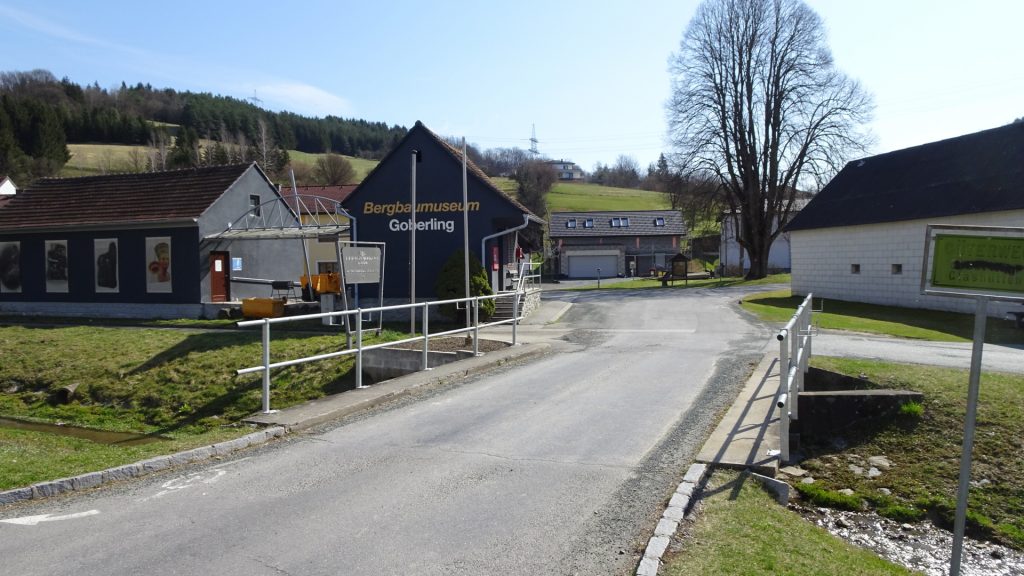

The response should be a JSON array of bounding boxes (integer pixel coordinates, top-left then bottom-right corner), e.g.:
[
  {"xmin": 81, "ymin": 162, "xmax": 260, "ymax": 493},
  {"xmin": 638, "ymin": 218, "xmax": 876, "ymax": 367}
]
[{"xmin": 62, "ymin": 146, "xmax": 672, "ymax": 213}]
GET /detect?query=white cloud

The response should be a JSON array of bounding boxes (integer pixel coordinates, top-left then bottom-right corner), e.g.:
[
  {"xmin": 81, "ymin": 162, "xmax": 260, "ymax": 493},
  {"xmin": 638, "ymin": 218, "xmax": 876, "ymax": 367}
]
[
  {"xmin": 0, "ymin": 4, "xmax": 149, "ymax": 58},
  {"xmin": 255, "ymin": 82, "xmax": 353, "ymax": 118}
]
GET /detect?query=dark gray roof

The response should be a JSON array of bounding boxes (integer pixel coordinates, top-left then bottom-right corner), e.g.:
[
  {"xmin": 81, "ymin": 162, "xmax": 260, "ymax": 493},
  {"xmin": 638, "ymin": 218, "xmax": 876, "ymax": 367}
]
[
  {"xmin": 548, "ymin": 210, "xmax": 686, "ymax": 238},
  {"xmin": 786, "ymin": 123, "xmax": 1024, "ymax": 232}
]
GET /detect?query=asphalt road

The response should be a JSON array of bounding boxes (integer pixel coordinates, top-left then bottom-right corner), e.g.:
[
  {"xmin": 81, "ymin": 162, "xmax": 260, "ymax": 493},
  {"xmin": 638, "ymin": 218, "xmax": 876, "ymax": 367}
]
[{"xmin": 0, "ymin": 287, "xmax": 768, "ymax": 576}]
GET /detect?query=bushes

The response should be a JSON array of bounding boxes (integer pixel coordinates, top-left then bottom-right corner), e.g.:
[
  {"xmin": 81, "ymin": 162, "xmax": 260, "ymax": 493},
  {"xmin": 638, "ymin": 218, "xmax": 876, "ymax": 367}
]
[{"xmin": 433, "ymin": 250, "xmax": 494, "ymax": 322}]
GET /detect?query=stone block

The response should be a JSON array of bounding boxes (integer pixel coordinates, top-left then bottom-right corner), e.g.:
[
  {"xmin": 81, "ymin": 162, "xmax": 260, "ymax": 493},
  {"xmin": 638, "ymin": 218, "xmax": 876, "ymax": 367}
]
[{"xmin": 644, "ymin": 535, "xmax": 670, "ymax": 559}]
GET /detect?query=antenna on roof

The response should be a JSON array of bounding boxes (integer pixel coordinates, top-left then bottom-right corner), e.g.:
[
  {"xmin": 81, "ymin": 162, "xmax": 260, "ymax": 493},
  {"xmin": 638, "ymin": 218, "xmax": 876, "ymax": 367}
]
[{"xmin": 529, "ymin": 124, "xmax": 539, "ymax": 156}]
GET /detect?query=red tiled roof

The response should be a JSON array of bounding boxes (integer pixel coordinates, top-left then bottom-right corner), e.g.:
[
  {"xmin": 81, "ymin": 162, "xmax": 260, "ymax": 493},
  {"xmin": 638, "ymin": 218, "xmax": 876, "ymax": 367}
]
[
  {"xmin": 288, "ymin": 185, "xmax": 357, "ymax": 204},
  {"xmin": 0, "ymin": 164, "xmax": 257, "ymax": 230}
]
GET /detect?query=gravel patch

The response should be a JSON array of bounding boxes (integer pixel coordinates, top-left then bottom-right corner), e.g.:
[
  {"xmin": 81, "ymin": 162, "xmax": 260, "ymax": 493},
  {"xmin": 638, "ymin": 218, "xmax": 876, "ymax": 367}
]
[
  {"xmin": 795, "ymin": 504, "xmax": 1024, "ymax": 576},
  {"xmin": 390, "ymin": 336, "xmax": 509, "ymax": 353}
]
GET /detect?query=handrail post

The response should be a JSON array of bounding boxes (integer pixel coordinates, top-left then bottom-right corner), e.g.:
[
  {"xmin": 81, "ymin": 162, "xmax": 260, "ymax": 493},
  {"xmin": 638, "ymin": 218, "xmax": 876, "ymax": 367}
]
[
  {"xmin": 261, "ymin": 319, "xmax": 272, "ymax": 413},
  {"xmin": 356, "ymin": 310, "xmax": 364, "ymax": 389},
  {"xmin": 473, "ymin": 298, "xmax": 480, "ymax": 356},
  {"xmin": 512, "ymin": 290, "xmax": 519, "ymax": 346},
  {"xmin": 422, "ymin": 303, "xmax": 430, "ymax": 371},
  {"xmin": 778, "ymin": 393, "xmax": 790, "ymax": 463}
]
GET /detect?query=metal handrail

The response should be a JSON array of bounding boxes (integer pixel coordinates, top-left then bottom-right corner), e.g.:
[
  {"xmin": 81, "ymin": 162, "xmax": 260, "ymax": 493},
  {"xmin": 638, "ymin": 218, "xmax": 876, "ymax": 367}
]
[
  {"xmin": 235, "ymin": 289, "xmax": 530, "ymax": 413},
  {"xmin": 775, "ymin": 293, "xmax": 814, "ymax": 464}
]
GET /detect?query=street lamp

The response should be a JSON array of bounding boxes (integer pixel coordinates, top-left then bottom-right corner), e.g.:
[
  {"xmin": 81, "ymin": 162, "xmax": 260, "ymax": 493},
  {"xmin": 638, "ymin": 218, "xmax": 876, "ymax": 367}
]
[{"xmin": 410, "ymin": 149, "xmax": 421, "ymax": 334}]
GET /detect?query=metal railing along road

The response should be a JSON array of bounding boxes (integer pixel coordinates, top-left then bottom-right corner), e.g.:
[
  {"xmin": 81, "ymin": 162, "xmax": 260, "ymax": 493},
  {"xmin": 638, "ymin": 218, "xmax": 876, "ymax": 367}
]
[
  {"xmin": 775, "ymin": 293, "xmax": 815, "ymax": 464},
  {"xmin": 235, "ymin": 291, "xmax": 529, "ymax": 414}
]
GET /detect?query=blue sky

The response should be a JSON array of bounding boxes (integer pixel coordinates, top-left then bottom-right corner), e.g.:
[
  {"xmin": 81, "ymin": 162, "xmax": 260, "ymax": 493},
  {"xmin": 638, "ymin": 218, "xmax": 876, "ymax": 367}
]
[{"xmin": 1, "ymin": 1, "xmax": 1022, "ymax": 173}]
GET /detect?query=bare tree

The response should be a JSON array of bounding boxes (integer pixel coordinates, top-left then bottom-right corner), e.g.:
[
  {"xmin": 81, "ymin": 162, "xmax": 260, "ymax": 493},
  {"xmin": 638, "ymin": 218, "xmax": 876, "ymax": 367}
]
[
  {"xmin": 667, "ymin": 0, "xmax": 872, "ymax": 278},
  {"xmin": 314, "ymin": 153, "xmax": 356, "ymax": 185},
  {"xmin": 512, "ymin": 160, "xmax": 556, "ymax": 217}
]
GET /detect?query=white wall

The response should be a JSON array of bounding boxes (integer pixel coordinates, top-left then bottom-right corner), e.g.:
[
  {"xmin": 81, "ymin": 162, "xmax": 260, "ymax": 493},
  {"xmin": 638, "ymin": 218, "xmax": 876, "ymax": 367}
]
[
  {"xmin": 720, "ymin": 216, "xmax": 792, "ymax": 273},
  {"xmin": 790, "ymin": 210, "xmax": 1024, "ymax": 317}
]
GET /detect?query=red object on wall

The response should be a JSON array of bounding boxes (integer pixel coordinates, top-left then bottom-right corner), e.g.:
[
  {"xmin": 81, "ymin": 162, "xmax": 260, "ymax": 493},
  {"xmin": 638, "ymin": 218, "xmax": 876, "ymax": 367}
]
[
  {"xmin": 515, "ymin": 245, "xmax": 523, "ymax": 261},
  {"xmin": 491, "ymin": 245, "xmax": 499, "ymax": 271}
]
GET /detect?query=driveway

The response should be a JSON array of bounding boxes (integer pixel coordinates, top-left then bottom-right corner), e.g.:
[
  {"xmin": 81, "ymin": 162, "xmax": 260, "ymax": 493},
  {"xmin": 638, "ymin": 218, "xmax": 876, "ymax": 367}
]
[{"xmin": 0, "ymin": 286, "xmax": 768, "ymax": 576}]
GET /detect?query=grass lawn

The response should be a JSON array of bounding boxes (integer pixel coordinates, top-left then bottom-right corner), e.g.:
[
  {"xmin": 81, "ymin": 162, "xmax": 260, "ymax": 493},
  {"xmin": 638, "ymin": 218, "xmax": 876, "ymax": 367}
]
[
  {"xmin": 796, "ymin": 357, "xmax": 1024, "ymax": 549},
  {"xmin": 0, "ymin": 323, "xmax": 403, "ymax": 489},
  {"xmin": 661, "ymin": 469, "xmax": 912, "ymax": 576},
  {"xmin": 567, "ymin": 273, "xmax": 791, "ymax": 291},
  {"xmin": 743, "ymin": 289, "xmax": 1024, "ymax": 344},
  {"xmin": 285, "ymin": 150, "xmax": 378, "ymax": 182},
  {"xmin": 63, "ymin": 143, "xmax": 153, "ymax": 177}
]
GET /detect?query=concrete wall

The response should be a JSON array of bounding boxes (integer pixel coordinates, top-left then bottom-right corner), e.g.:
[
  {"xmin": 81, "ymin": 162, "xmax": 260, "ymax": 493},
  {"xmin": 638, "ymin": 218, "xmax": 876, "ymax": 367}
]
[{"xmin": 790, "ymin": 209, "xmax": 1024, "ymax": 317}]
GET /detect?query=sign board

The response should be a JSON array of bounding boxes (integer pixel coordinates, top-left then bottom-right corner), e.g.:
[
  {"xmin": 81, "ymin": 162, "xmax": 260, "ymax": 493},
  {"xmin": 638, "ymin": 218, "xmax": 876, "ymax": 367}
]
[
  {"xmin": 341, "ymin": 246, "xmax": 381, "ymax": 284},
  {"xmin": 231, "ymin": 257, "xmax": 243, "ymax": 272},
  {"xmin": 921, "ymin": 225, "xmax": 1024, "ymax": 302}
]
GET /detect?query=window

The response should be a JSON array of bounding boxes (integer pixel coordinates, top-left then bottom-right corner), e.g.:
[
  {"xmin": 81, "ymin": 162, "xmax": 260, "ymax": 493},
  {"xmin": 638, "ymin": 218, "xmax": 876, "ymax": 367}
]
[
  {"xmin": 610, "ymin": 218, "xmax": 620, "ymax": 227},
  {"xmin": 621, "ymin": 217, "xmax": 630, "ymax": 227},
  {"xmin": 318, "ymin": 262, "xmax": 339, "ymax": 274},
  {"xmin": 566, "ymin": 219, "xmax": 577, "ymax": 228},
  {"xmin": 249, "ymin": 194, "xmax": 261, "ymax": 217},
  {"xmin": 654, "ymin": 217, "xmax": 665, "ymax": 227},
  {"xmin": 584, "ymin": 219, "xmax": 594, "ymax": 228},
  {"xmin": 892, "ymin": 264, "xmax": 903, "ymax": 275},
  {"xmin": 851, "ymin": 264, "xmax": 861, "ymax": 274}
]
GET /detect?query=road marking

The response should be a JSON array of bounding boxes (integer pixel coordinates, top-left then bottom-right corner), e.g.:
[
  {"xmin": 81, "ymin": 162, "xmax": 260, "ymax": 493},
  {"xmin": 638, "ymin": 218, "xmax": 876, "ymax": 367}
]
[
  {"xmin": 137, "ymin": 457, "xmax": 250, "ymax": 502},
  {"xmin": 1, "ymin": 510, "xmax": 100, "ymax": 526},
  {"xmin": 590, "ymin": 329, "xmax": 697, "ymax": 334}
]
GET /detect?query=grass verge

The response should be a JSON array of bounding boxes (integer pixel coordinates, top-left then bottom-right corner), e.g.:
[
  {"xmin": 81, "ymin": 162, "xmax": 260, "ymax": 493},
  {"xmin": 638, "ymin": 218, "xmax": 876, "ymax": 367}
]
[
  {"xmin": 567, "ymin": 273, "xmax": 791, "ymax": 291},
  {"xmin": 742, "ymin": 289, "xmax": 1023, "ymax": 344},
  {"xmin": 661, "ymin": 470, "xmax": 912, "ymax": 575},
  {"xmin": 0, "ymin": 323, "xmax": 403, "ymax": 489},
  {"xmin": 796, "ymin": 357, "xmax": 1024, "ymax": 549}
]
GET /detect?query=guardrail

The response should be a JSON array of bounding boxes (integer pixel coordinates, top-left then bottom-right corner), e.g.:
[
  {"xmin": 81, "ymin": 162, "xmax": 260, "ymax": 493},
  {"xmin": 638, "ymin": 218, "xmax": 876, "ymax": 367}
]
[
  {"xmin": 775, "ymin": 293, "xmax": 814, "ymax": 464},
  {"xmin": 235, "ymin": 291, "xmax": 528, "ymax": 414}
]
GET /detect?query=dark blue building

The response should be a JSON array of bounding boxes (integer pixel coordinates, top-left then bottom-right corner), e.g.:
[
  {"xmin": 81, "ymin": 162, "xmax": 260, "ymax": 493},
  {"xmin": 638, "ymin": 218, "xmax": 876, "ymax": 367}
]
[{"xmin": 344, "ymin": 122, "xmax": 544, "ymax": 299}]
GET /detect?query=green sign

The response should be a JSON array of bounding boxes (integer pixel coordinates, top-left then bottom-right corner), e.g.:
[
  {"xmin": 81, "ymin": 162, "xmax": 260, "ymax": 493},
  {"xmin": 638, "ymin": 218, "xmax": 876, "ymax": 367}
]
[{"xmin": 931, "ymin": 234, "xmax": 1024, "ymax": 294}]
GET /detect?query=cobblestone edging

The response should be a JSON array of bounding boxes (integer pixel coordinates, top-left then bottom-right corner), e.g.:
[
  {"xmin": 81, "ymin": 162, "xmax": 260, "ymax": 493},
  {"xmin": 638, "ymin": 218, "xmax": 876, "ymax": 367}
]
[
  {"xmin": 636, "ymin": 462, "xmax": 709, "ymax": 576},
  {"xmin": 0, "ymin": 427, "xmax": 286, "ymax": 505}
]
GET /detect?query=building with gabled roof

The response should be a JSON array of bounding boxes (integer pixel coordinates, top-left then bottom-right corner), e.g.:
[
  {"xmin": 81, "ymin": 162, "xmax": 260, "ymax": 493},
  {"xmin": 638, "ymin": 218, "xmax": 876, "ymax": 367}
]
[
  {"xmin": 548, "ymin": 210, "xmax": 686, "ymax": 278},
  {"xmin": 0, "ymin": 163, "xmax": 307, "ymax": 318},
  {"xmin": 343, "ymin": 121, "xmax": 544, "ymax": 298},
  {"xmin": 785, "ymin": 122, "xmax": 1024, "ymax": 317},
  {"xmin": 0, "ymin": 175, "xmax": 16, "ymax": 199}
]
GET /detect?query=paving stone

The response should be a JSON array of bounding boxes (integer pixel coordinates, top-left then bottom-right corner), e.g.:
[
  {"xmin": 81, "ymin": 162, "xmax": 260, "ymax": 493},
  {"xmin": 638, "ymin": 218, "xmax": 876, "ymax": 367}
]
[
  {"xmin": 0, "ymin": 487, "xmax": 33, "ymax": 504},
  {"xmin": 662, "ymin": 506, "xmax": 686, "ymax": 522},
  {"xmin": 654, "ymin": 518, "xmax": 678, "ymax": 537},
  {"xmin": 70, "ymin": 472, "xmax": 102, "ymax": 490},
  {"xmin": 645, "ymin": 535, "xmax": 671, "ymax": 559},
  {"xmin": 683, "ymin": 463, "xmax": 707, "ymax": 484},
  {"xmin": 668, "ymin": 492, "xmax": 691, "ymax": 510},
  {"xmin": 636, "ymin": 556, "xmax": 660, "ymax": 576}
]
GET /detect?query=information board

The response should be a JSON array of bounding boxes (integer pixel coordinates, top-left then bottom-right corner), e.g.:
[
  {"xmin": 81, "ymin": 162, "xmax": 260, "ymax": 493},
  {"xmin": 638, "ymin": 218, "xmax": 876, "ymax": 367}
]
[
  {"xmin": 921, "ymin": 225, "xmax": 1024, "ymax": 301},
  {"xmin": 341, "ymin": 246, "xmax": 381, "ymax": 284}
]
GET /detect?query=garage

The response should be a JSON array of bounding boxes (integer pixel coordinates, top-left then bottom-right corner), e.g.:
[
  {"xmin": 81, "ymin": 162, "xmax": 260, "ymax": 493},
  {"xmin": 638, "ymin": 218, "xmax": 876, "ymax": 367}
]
[{"xmin": 567, "ymin": 254, "xmax": 617, "ymax": 278}]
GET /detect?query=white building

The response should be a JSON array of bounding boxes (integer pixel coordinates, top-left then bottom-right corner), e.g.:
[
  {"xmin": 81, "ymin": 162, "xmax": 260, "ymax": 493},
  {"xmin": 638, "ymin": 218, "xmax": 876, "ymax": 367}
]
[
  {"xmin": 719, "ymin": 198, "xmax": 808, "ymax": 275},
  {"xmin": 786, "ymin": 123, "xmax": 1024, "ymax": 318},
  {"xmin": 0, "ymin": 176, "xmax": 16, "ymax": 199}
]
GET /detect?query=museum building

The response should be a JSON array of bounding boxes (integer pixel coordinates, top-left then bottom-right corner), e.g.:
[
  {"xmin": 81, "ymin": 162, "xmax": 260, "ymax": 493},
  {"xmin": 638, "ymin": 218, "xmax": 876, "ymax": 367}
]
[{"xmin": 343, "ymin": 121, "xmax": 544, "ymax": 300}]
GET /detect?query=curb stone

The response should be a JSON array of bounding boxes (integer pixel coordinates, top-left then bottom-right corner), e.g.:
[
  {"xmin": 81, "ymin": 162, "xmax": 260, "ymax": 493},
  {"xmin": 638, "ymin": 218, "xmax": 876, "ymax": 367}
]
[
  {"xmin": 635, "ymin": 462, "xmax": 708, "ymax": 576},
  {"xmin": 0, "ymin": 426, "xmax": 285, "ymax": 506}
]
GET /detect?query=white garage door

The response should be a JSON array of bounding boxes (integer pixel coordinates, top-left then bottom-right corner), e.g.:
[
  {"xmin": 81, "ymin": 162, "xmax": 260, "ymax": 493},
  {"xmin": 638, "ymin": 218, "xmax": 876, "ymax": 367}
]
[{"xmin": 568, "ymin": 255, "xmax": 617, "ymax": 278}]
